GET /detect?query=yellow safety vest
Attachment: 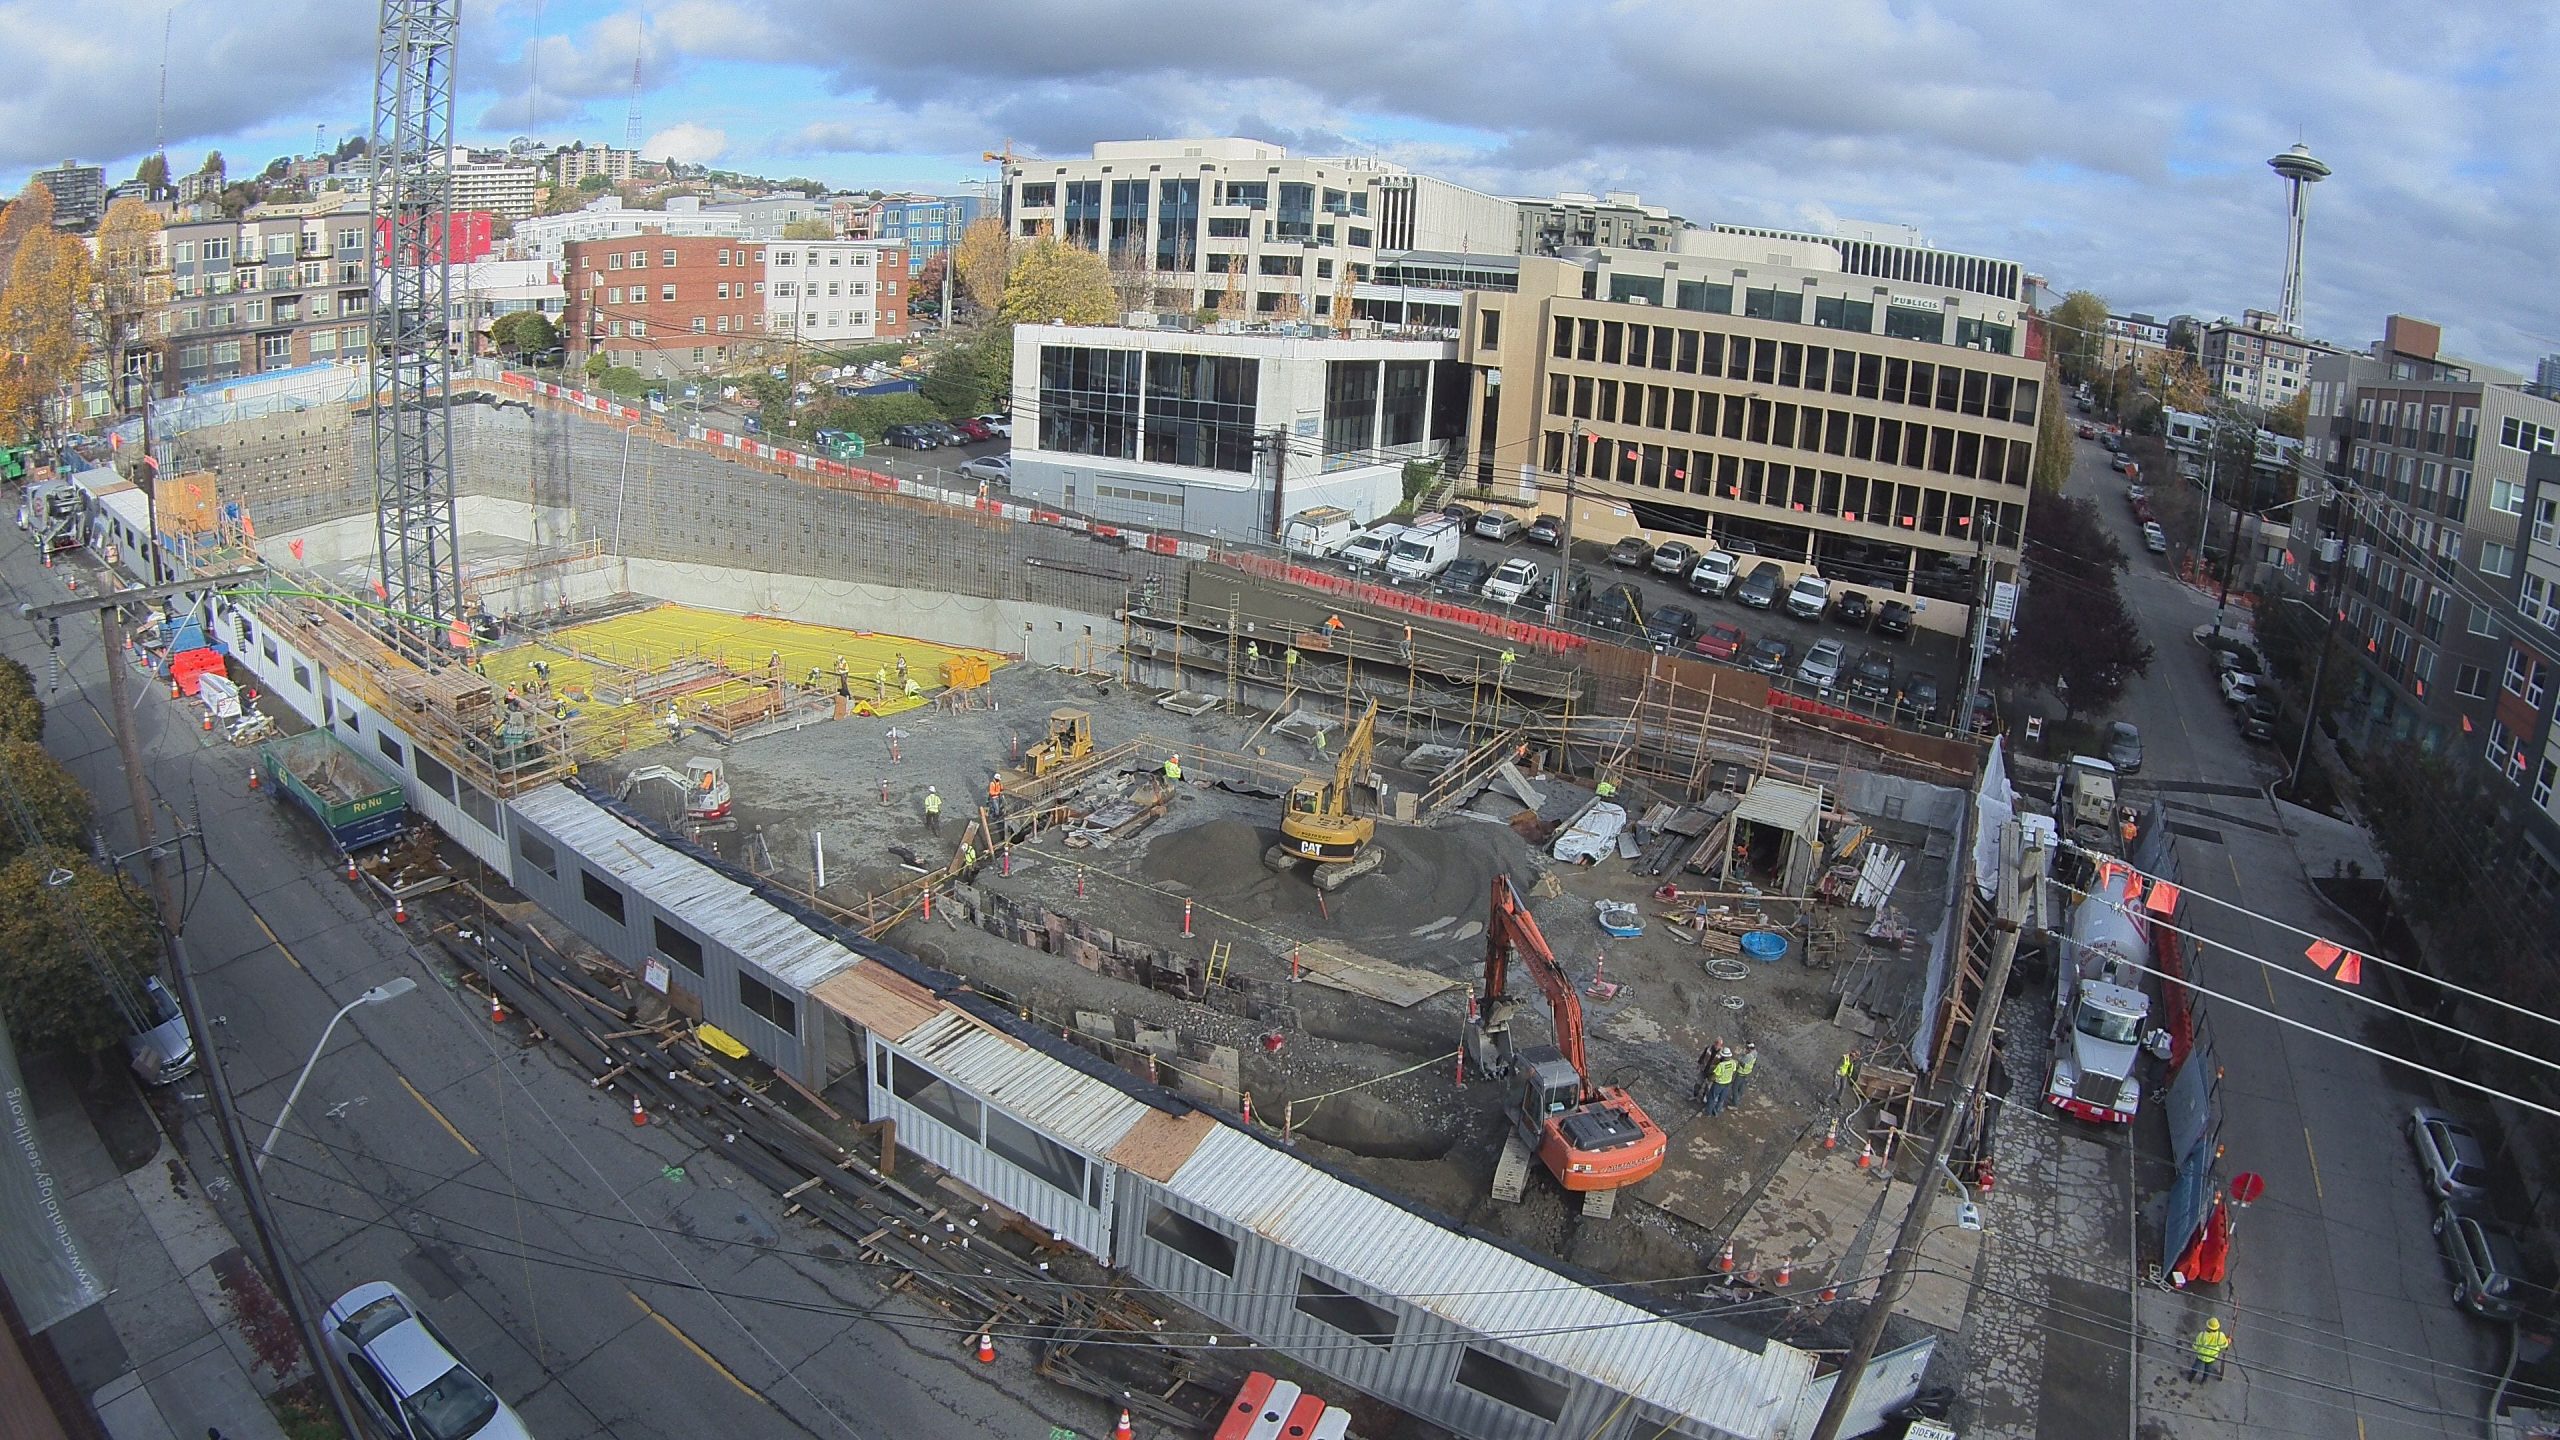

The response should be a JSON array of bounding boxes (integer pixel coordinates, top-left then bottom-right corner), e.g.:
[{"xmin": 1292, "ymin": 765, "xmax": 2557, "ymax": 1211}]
[
  {"xmin": 2193, "ymin": 1330, "xmax": 2230, "ymax": 1364},
  {"xmin": 923, "ymin": 793, "xmax": 942, "ymax": 814},
  {"xmin": 1736, "ymin": 1051, "xmax": 1756, "ymax": 1078},
  {"xmin": 1711, "ymin": 1058, "xmax": 1738, "ymax": 1085}
]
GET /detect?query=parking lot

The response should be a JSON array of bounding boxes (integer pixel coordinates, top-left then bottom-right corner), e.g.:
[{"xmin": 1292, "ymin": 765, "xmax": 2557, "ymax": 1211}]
[{"xmin": 1320, "ymin": 510, "xmax": 1980, "ymax": 734}]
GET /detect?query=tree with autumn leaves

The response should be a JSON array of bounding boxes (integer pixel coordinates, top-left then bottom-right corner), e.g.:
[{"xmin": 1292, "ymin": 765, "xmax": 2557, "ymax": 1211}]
[{"xmin": 0, "ymin": 184, "xmax": 164, "ymax": 446}]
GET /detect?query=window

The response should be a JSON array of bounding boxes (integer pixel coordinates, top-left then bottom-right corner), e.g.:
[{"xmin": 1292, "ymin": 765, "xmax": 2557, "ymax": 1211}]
[
  {"xmin": 984, "ymin": 1110, "xmax": 1089, "ymax": 1200},
  {"xmin": 738, "ymin": 971, "xmax": 796, "ymax": 1031},
  {"xmin": 2492, "ymin": 477, "xmax": 2527, "ymax": 515},
  {"xmin": 291, "ymin": 661, "xmax": 311, "ymax": 690},
  {"xmin": 608, "ymin": 252, "xmax": 624, "ymax": 270},
  {"xmin": 692, "ymin": 317, "xmax": 707, "ymax": 334},
  {"xmin": 375, "ymin": 732, "xmax": 404, "ymax": 765},
  {"xmin": 661, "ymin": 284, "xmax": 676, "ymax": 302},
  {"xmin": 652, "ymin": 918, "xmax": 703, "ymax": 974},
  {"xmin": 580, "ymin": 869, "xmax": 627, "ymax": 926},
  {"xmin": 2481, "ymin": 542, "xmax": 2515, "ymax": 578},
  {"xmin": 660, "ymin": 249, "xmax": 676, "ymax": 267},
  {"xmin": 516, "ymin": 831, "xmax": 557, "ymax": 879},
  {"xmin": 1294, "ymin": 1275, "xmax": 1397, "ymax": 1347},
  {"xmin": 1454, "ymin": 1348, "xmax": 1568, "ymax": 1423},
  {"xmin": 887, "ymin": 1053, "xmax": 981, "ymax": 1137},
  {"xmin": 2502, "ymin": 416, "xmax": 2558, "ymax": 454},
  {"xmin": 1142, "ymin": 1204, "xmax": 1237, "ymax": 1276}
]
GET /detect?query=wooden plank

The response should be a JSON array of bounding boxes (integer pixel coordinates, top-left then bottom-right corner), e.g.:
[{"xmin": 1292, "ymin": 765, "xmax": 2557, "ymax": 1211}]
[{"xmin": 1293, "ymin": 945, "xmax": 1462, "ymax": 1007}]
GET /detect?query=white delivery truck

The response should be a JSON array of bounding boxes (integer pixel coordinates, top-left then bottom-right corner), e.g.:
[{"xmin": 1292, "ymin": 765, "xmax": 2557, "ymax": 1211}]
[
  {"xmin": 1385, "ymin": 516, "xmax": 1463, "ymax": 585},
  {"xmin": 1338, "ymin": 523, "xmax": 1408, "ymax": 572},
  {"xmin": 1282, "ymin": 506, "xmax": 1358, "ymax": 559}
]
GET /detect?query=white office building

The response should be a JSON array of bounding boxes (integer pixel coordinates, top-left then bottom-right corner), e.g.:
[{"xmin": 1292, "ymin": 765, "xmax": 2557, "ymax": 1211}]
[
  {"xmin": 763, "ymin": 241, "xmax": 909, "ymax": 346},
  {"xmin": 1008, "ymin": 323, "xmax": 1464, "ymax": 539},
  {"xmin": 1001, "ymin": 139, "xmax": 1518, "ymax": 325},
  {"xmin": 2204, "ymin": 309, "xmax": 2347, "ymax": 411},
  {"xmin": 443, "ymin": 157, "xmax": 542, "ymax": 222},
  {"xmin": 509, "ymin": 197, "xmax": 742, "ymax": 262},
  {"xmin": 709, "ymin": 195, "xmax": 826, "ymax": 240}
]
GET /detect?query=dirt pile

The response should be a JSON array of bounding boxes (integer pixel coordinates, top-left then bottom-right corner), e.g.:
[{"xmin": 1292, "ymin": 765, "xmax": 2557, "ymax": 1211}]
[{"xmin": 1137, "ymin": 817, "xmax": 1518, "ymax": 954}]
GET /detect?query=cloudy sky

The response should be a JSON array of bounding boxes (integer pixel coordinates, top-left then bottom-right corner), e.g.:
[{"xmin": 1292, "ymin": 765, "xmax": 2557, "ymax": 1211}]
[{"xmin": 4, "ymin": 0, "xmax": 2553, "ymax": 366}]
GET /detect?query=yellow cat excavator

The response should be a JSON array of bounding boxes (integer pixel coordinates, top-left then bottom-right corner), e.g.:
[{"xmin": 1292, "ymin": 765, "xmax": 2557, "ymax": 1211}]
[{"xmin": 1264, "ymin": 700, "xmax": 1382, "ymax": 890}]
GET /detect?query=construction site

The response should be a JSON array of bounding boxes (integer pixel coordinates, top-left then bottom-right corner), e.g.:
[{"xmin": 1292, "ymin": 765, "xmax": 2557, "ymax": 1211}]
[{"xmin": 108, "ymin": 370, "xmax": 2028, "ymax": 1439}]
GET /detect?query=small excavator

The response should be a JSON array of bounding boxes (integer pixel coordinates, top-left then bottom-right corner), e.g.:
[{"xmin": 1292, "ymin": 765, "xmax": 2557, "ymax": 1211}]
[
  {"xmin": 1264, "ymin": 700, "xmax": 1382, "ymax": 890},
  {"xmin": 618, "ymin": 756, "xmax": 733, "ymax": 822},
  {"xmin": 1467, "ymin": 875, "xmax": 1667, "ymax": 1217}
]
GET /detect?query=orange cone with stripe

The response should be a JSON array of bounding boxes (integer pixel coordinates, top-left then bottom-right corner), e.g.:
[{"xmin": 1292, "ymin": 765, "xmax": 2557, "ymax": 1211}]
[
  {"xmin": 490, "ymin": 992, "xmax": 507, "ymax": 1025},
  {"xmin": 974, "ymin": 1333, "xmax": 995, "ymax": 1363},
  {"xmin": 630, "ymin": 1094, "xmax": 648, "ymax": 1126},
  {"xmin": 393, "ymin": 895, "xmax": 408, "ymax": 924},
  {"xmin": 1857, "ymin": 1140, "xmax": 1873, "ymax": 1169},
  {"xmin": 1114, "ymin": 1409, "xmax": 1133, "ymax": 1440}
]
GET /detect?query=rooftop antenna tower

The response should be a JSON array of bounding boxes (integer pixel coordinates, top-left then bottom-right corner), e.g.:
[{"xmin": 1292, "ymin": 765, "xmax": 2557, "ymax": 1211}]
[
  {"xmin": 155, "ymin": 9, "xmax": 170, "ymax": 169},
  {"xmin": 366, "ymin": 0, "xmax": 465, "ymax": 638},
  {"xmin": 2268, "ymin": 142, "xmax": 2331, "ymax": 338}
]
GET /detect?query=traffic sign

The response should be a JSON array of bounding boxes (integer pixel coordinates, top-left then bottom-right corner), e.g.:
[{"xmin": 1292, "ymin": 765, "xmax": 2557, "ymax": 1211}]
[{"xmin": 2229, "ymin": 1172, "xmax": 2266, "ymax": 1207}]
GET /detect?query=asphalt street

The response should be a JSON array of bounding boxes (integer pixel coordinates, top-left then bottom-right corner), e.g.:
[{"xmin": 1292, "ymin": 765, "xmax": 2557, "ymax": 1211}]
[
  {"xmin": 2052, "ymin": 430, "xmax": 2504, "ymax": 1439},
  {"xmin": 0, "ymin": 543, "xmax": 1107, "ymax": 1440}
]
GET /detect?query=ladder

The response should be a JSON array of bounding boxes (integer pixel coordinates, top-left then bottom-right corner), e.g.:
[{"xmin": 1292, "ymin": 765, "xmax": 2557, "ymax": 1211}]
[{"xmin": 1204, "ymin": 941, "xmax": 1233, "ymax": 989}]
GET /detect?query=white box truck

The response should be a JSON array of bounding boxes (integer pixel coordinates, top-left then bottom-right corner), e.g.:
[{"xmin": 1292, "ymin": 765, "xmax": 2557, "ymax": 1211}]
[
  {"xmin": 1282, "ymin": 506, "xmax": 1357, "ymax": 559},
  {"xmin": 1385, "ymin": 516, "xmax": 1463, "ymax": 585}
]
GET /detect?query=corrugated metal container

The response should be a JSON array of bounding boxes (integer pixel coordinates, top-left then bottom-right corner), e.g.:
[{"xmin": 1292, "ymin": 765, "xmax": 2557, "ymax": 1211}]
[
  {"xmin": 864, "ymin": 1010, "xmax": 1149, "ymax": 1259},
  {"xmin": 1144, "ymin": 1126, "xmax": 1813, "ymax": 1440}
]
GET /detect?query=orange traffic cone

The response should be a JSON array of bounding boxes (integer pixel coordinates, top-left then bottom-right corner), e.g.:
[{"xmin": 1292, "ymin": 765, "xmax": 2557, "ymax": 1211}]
[
  {"xmin": 392, "ymin": 895, "xmax": 408, "ymax": 925},
  {"xmin": 974, "ymin": 1333, "xmax": 995, "ymax": 1364},
  {"xmin": 1114, "ymin": 1409, "xmax": 1133, "ymax": 1440},
  {"xmin": 201, "ymin": 711, "xmax": 213, "ymax": 732},
  {"xmin": 1718, "ymin": 1242, "xmax": 1734, "ymax": 1274},
  {"xmin": 344, "ymin": 855, "xmax": 359, "ymax": 883},
  {"xmin": 1857, "ymin": 1140, "xmax": 1873, "ymax": 1170},
  {"xmin": 168, "ymin": 679, "xmax": 179, "ymax": 699},
  {"xmin": 1822, "ymin": 1121, "xmax": 1837, "ymax": 1151},
  {"xmin": 1774, "ymin": 1259, "xmax": 1791, "ymax": 1287},
  {"xmin": 490, "ymin": 992, "xmax": 507, "ymax": 1025},
  {"xmin": 1820, "ymin": 1284, "xmax": 1838, "ymax": 1303},
  {"xmin": 247, "ymin": 768, "xmax": 260, "ymax": 793},
  {"xmin": 1240, "ymin": 1092, "xmax": 1254, "ymax": 1126},
  {"xmin": 630, "ymin": 1094, "xmax": 648, "ymax": 1126}
]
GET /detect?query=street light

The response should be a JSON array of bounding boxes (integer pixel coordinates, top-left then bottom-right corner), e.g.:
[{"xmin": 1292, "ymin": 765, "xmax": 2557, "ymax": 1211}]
[{"xmin": 255, "ymin": 977, "xmax": 418, "ymax": 1172}]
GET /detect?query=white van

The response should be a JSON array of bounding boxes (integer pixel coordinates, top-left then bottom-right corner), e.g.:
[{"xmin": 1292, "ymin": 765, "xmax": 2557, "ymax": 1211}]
[
  {"xmin": 1385, "ymin": 516, "xmax": 1463, "ymax": 585},
  {"xmin": 1338, "ymin": 524, "xmax": 1407, "ymax": 572},
  {"xmin": 1283, "ymin": 506, "xmax": 1358, "ymax": 559}
]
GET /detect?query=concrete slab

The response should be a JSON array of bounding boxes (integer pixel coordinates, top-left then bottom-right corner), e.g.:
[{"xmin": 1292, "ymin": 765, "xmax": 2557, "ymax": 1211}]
[
  {"xmin": 1703, "ymin": 1144, "xmax": 1980, "ymax": 1331},
  {"xmin": 125, "ymin": 1142, "xmax": 241, "ymax": 1277}
]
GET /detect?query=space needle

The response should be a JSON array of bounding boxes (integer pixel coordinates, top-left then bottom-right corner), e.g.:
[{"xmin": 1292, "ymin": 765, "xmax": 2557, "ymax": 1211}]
[{"xmin": 2269, "ymin": 143, "xmax": 2331, "ymax": 337}]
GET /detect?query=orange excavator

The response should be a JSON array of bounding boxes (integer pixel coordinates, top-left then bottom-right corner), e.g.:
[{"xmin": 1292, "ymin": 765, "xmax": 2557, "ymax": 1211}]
[{"xmin": 1469, "ymin": 875, "xmax": 1667, "ymax": 1217}]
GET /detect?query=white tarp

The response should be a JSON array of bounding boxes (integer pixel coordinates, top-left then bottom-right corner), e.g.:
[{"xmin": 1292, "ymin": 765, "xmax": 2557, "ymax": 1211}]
[
  {"xmin": 1971, "ymin": 737, "xmax": 2013, "ymax": 898},
  {"xmin": 1551, "ymin": 801, "xmax": 1628, "ymax": 865}
]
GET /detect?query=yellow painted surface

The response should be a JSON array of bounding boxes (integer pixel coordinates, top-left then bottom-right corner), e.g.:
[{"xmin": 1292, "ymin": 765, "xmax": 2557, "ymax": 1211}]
[{"xmin": 475, "ymin": 604, "xmax": 1004, "ymax": 759}]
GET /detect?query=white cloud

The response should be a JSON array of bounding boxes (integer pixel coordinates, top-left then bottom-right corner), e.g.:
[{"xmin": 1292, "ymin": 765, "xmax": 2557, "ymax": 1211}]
[{"xmin": 641, "ymin": 122, "xmax": 728, "ymax": 166}]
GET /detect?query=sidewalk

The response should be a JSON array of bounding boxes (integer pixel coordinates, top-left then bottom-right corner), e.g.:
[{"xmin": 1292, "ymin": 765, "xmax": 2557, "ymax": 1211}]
[{"xmin": 20, "ymin": 1052, "xmax": 291, "ymax": 1440}]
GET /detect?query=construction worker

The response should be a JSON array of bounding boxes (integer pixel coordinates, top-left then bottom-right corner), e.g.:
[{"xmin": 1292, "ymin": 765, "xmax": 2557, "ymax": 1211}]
[
  {"xmin": 959, "ymin": 839, "xmax": 978, "ymax": 877},
  {"xmin": 663, "ymin": 705, "xmax": 682, "ymax": 739},
  {"xmin": 2189, "ymin": 1319, "xmax": 2231, "ymax": 1382},
  {"xmin": 833, "ymin": 655, "xmax": 850, "ymax": 679},
  {"xmin": 895, "ymin": 654, "xmax": 909, "ymax": 684},
  {"xmin": 987, "ymin": 775, "xmax": 1004, "ymax": 822},
  {"xmin": 1400, "ymin": 622, "xmax": 1414, "ymax": 657},
  {"xmin": 902, "ymin": 674, "xmax": 922, "ymax": 699},
  {"xmin": 1246, "ymin": 639, "xmax": 1263, "ymax": 671},
  {"xmin": 1690, "ymin": 1038, "xmax": 1725, "ymax": 1101},
  {"xmin": 1164, "ymin": 755, "xmax": 1182, "ymax": 784},
  {"xmin": 1499, "ymin": 647, "xmax": 1517, "ymax": 671},
  {"xmin": 1322, "ymin": 615, "xmax": 1345, "ymax": 638},
  {"xmin": 1705, "ymin": 1048, "xmax": 1739, "ymax": 1116},
  {"xmin": 1595, "ymin": 777, "xmax": 1618, "ymax": 800},
  {"xmin": 1832, "ymin": 1051, "xmax": 1857, "ymax": 1104},
  {"xmin": 807, "ymin": 665, "xmax": 823, "ymax": 689},
  {"xmin": 873, "ymin": 666, "xmax": 888, "ymax": 699},
  {"xmin": 1283, "ymin": 646, "xmax": 1301, "ymax": 680},
  {"xmin": 1732, "ymin": 1043, "xmax": 1758, "ymax": 1103},
  {"xmin": 923, "ymin": 786, "xmax": 942, "ymax": 833},
  {"xmin": 2120, "ymin": 806, "xmax": 2140, "ymax": 848}
]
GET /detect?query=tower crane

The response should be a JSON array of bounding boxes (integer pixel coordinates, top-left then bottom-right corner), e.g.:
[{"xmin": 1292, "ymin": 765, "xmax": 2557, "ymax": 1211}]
[{"xmin": 1467, "ymin": 875, "xmax": 1667, "ymax": 1217}]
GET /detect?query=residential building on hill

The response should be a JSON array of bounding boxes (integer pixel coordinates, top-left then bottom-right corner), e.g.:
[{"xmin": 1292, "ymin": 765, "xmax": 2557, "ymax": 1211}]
[
  {"xmin": 158, "ymin": 195, "xmax": 375, "ymax": 389},
  {"xmin": 564, "ymin": 234, "xmax": 910, "ymax": 380},
  {"xmin": 509, "ymin": 197, "xmax": 742, "ymax": 261},
  {"xmin": 442, "ymin": 154, "xmax": 541, "ymax": 221},
  {"xmin": 552, "ymin": 144, "xmax": 638, "ymax": 190},
  {"xmin": 1511, "ymin": 191, "xmax": 1687, "ymax": 255},
  {"xmin": 707, "ymin": 195, "xmax": 825, "ymax": 240},
  {"xmin": 2204, "ymin": 308, "xmax": 2346, "ymax": 410},
  {"xmin": 30, "ymin": 160, "xmax": 106, "ymax": 229}
]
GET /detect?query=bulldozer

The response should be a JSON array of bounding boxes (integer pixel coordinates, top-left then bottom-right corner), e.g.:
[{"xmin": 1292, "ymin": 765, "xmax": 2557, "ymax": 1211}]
[
  {"xmin": 1466, "ymin": 875, "xmax": 1667, "ymax": 1217},
  {"xmin": 1022, "ymin": 707, "xmax": 1093, "ymax": 778},
  {"xmin": 1263, "ymin": 700, "xmax": 1382, "ymax": 891},
  {"xmin": 618, "ymin": 756, "xmax": 733, "ymax": 822}
]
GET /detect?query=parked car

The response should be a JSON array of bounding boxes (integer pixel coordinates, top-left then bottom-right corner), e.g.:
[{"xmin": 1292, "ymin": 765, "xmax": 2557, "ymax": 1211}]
[
  {"xmin": 2125, "ymin": 483, "xmax": 2149, "ymax": 505},
  {"xmin": 2077, "ymin": 423, "xmax": 2097, "ymax": 440},
  {"xmin": 2239, "ymin": 695, "xmax": 2277, "ymax": 742},
  {"xmin": 1745, "ymin": 636, "xmax": 1792, "ymax": 675},
  {"xmin": 2434, "ymin": 1201, "xmax": 2527, "ymax": 1320},
  {"xmin": 1688, "ymin": 549, "xmax": 1739, "ymax": 598},
  {"xmin": 1482, "ymin": 557, "xmax": 1542, "ymax": 606},
  {"xmin": 1607, "ymin": 535, "xmax": 1656, "ymax": 569},
  {"xmin": 2412, "ymin": 1107, "xmax": 2494, "ymax": 1203},
  {"xmin": 1589, "ymin": 582, "xmax": 1646, "ymax": 633},
  {"xmin": 1521, "ymin": 569, "xmax": 1592, "ymax": 615},
  {"xmin": 1784, "ymin": 572, "xmax": 1831, "ymax": 620},
  {"xmin": 2113, "ymin": 454, "xmax": 2139, "ymax": 476},
  {"xmin": 1872, "ymin": 599, "xmax": 1914, "ymax": 640},
  {"xmin": 919, "ymin": 421, "xmax": 965, "ymax": 447},
  {"xmin": 1846, "ymin": 648, "xmax": 1895, "ymax": 703},
  {"xmin": 2105, "ymin": 721, "xmax": 2144, "ymax": 774},
  {"xmin": 1736, "ymin": 562, "xmax": 1785, "ymax": 610},
  {"xmin": 1967, "ymin": 689, "xmax": 2000, "ymax": 735},
  {"xmin": 2142, "ymin": 521, "xmax": 2169, "ymax": 554},
  {"xmin": 950, "ymin": 417, "xmax": 996, "ymax": 443},
  {"xmin": 2219, "ymin": 669, "xmax": 2260, "ymax": 706},
  {"xmin": 1651, "ymin": 541, "xmax": 1701, "ymax": 579},
  {"xmin": 1438, "ymin": 502, "xmax": 1481, "ymax": 528},
  {"xmin": 1897, "ymin": 671, "xmax": 1943, "ymax": 724},
  {"xmin": 1437, "ymin": 555, "xmax": 1494, "ymax": 597},
  {"xmin": 1645, "ymin": 604, "xmax": 1699, "ymax": 652},
  {"xmin": 1695, "ymin": 621, "xmax": 1747, "ymax": 662},
  {"xmin": 956, "ymin": 454, "xmax": 1011, "ymax": 483},
  {"xmin": 1795, "ymin": 638, "xmax": 1848, "ymax": 693},
  {"xmin": 974, "ymin": 412, "xmax": 1013, "ymax": 439},
  {"xmin": 1830, "ymin": 589, "xmax": 1872, "ymax": 629},
  {"xmin": 324, "ymin": 1282, "xmax": 533, "ymax": 1440},
  {"xmin": 1475, "ymin": 510, "xmax": 1526, "ymax": 542},
  {"xmin": 882, "ymin": 423, "xmax": 940, "ymax": 450},
  {"xmin": 1525, "ymin": 513, "xmax": 1562, "ymax": 547},
  {"xmin": 2101, "ymin": 433, "xmax": 2123, "ymax": 453}
]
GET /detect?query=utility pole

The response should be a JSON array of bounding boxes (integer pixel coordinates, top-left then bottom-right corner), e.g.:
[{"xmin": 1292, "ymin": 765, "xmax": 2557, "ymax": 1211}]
[
  {"xmin": 1810, "ymin": 823, "xmax": 2027, "ymax": 1440},
  {"xmin": 2283, "ymin": 478, "xmax": 2343, "ymax": 800},
  {"xmin": 1553, "ymin": 422, "xmax": 1584, "ymax": 624}
]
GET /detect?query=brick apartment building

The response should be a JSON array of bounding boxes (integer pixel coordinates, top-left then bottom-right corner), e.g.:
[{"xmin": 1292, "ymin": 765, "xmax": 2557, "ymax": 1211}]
[
  {"xmin": 564, "ymin": 234, "xmax": 909, "ymax": 380},
  {"xmin": 160, "ymin": 196, "xmax": 376, "ymax": 390}
]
